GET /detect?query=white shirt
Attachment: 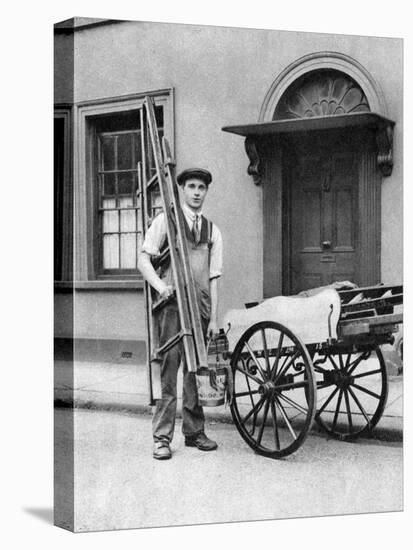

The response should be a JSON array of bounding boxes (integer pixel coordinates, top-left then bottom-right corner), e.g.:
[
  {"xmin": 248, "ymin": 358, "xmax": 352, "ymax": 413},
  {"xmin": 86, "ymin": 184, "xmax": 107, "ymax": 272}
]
[{"xmin": 141, "ymin": 203, "xmax": 223, "ymax": 279}]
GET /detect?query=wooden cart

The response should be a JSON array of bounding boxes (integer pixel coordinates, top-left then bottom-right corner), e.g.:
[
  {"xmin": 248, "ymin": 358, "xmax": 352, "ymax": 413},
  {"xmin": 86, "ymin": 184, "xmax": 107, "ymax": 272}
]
[{"xmin": 225, "ymin": 284, "xmax": 402, "ymax": 458}]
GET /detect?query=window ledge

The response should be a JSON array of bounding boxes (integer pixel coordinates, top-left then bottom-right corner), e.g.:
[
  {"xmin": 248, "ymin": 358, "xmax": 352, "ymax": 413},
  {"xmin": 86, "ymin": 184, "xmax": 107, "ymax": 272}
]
[{"xmin": 55, "ymin": 280, "xmax": 144, "ymax": 291}]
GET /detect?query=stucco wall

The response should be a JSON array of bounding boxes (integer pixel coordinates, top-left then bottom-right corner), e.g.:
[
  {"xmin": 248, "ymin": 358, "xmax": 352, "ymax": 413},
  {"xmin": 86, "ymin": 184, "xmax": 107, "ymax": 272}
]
[
  {"xmin": 54, "ymin": 20, "xmax": 403, "ymax": 341},
  {"xmin": 74, "ymin": 291, "xmax": 145, "ymax": 340},
  {"xmin": 54, "ymin": 291, "xmax": 145, "ymax": 340}
]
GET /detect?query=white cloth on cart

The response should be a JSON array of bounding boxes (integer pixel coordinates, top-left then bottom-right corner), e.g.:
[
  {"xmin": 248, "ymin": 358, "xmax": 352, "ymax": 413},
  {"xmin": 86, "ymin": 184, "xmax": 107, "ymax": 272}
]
[{"xmin": 223, "ymin": 289, "xmax": 341, "ymax": 351}]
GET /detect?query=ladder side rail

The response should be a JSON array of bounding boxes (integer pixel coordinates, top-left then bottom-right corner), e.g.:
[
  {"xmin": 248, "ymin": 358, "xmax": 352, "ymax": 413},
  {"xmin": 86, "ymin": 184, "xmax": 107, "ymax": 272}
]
[
  {"xmin": 139, "ymin": 106, "xmax": 158, "ymax": 404},
  {"xmin": 138, "ymin": 160, "xmax": 155, "ymax": 405},
  {"xmin": 162, "ymin": 137, "xmax": 208, "ymax": 369},
  {"xmin": 143, "ymin": 96, "xmax": 199, "ymax": 371}
]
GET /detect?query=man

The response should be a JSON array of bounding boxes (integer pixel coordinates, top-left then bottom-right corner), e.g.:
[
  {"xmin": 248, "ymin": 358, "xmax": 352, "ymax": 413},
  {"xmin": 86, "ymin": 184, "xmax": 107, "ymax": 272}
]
[{"xmin": 138, "ymin": 168, "xmax": 223, "ymax": 460}]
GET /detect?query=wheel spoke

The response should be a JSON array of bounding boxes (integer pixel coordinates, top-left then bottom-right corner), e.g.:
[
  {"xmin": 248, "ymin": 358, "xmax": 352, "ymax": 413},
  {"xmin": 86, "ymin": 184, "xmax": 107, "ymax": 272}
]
[
  {"xmin": 343, "ymin": 389, "xmax": 353, "ymax": 433},
  {"xmin": 256, "ymin": 398, "xmax": 271, "ymax": 446},
  {"xmin": 244, "ymin": 341, "xmax": 268, "ymax": 381},
  {"xmin": 347, "ymin": 353, "xmax": 369, "ymax": 376},
  {"xmin": 249, "ymin": 398, "xmax": 266, "ymax": 436},
  {"xmin": 261, "ymin": 328, "xmax": 271, "ymax": 376},
  {"xmin": 234, "ymin": 389, "xmax": 260, "ymax": 398},
  {"xmin": 244, "ymin": 368, "xmax": 256, "ymax": 409},
  {"xmin": 274, "ymin": 353, "xmax": 290, "ymax": 378},
  {"xmin": 270, "ymin": 400, "xmax": 280, "ymax": 450},
  {"xmin": 347, "ymin": 386, "xmax": 371, "ymax": 427},
  {"xmin": 271, "ymin": 332, "xmax": 284, "ymax": 379},
  {"xmin": 332, "ymin": 389, "xmax": 344, "ymax": 431},
  {"xmin": 338, "ymin": 352, "xmax": 344, "ymax": 370},
  {"xmin": 277, "ymin": 392, "xmax": 308, "ymax": 415},
  {"xmin": 274, "ymin": 396, "xmax": 297, "ymax": 440},
  {"xmin": 344, "ymin": 352, "xmax": 352, "ymax": 370},
  {"xmin": 317, "ymin": 385, "xmax": 339, "ymax": 415},
  {"xmin": 241, "ymin": 396, "xmax": 265, "ymax": 425},
  {"xmin": 273, "ymin": 350, "xmax": 300, "ymax": 383},
  {"xmin": 352, "ymin": 369, "xmax": 382, "ymax": 380},
  {"xmin": 327, "ymin": 354, "xmax": 341, "ymax": 372},
  {"xmin": 235, "ymin": 363, "xmax": 262, "ymax": 386},
  {"xmin": 351, "ymin": 383, "xmax": 381, "ymax": 400}
]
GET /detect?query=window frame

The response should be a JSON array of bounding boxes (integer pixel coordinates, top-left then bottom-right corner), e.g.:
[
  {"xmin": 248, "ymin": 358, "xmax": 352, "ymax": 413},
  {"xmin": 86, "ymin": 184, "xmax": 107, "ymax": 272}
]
[
  {"xmin": 75, "ymin": 89, "xmax": 174, "ymax": 285},
  {"xmin": 54, "ymin": 106, "xmax": 72, "ymax": 283},
  {"xmin": 95, "ymin": 125, "xmax": 143, "ymax": 277}
]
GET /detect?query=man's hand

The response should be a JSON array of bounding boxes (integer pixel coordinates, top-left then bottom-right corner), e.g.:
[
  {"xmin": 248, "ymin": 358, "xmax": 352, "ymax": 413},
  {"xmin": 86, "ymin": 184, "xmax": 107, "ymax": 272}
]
[
  {"xmin": 207, "ymin": 320, "xmax": 219, "ymax": 339},
  {"xmin": 158, "ymin": 283, "xmax": 174, "ymax": 300}
]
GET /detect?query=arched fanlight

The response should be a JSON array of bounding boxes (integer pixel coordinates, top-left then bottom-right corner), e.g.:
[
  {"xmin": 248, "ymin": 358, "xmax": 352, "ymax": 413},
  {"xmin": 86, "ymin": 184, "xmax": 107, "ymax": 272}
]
[{"xmin": 274, "ymin": 70, "xmax": 370, "ymax": 120}]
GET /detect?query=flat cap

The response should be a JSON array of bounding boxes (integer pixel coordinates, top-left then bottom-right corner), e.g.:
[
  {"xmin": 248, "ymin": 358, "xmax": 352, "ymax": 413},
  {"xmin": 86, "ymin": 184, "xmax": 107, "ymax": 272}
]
[{"xmin": 177, "ymin": 168, "xmax": 212, "ymax": 186}]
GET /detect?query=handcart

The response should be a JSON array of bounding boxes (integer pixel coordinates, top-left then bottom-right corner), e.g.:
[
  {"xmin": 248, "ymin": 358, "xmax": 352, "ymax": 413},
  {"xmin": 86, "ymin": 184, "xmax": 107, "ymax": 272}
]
[{"xmin": 224, "ymin": 284, "xmax": 403, "ymax": 458}]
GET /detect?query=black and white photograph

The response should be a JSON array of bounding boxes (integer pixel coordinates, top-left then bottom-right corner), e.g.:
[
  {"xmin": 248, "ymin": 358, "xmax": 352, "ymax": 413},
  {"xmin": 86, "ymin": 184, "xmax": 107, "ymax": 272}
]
[
  {"xmin": 52, "ymin": 13, "xmax": 404, "ymax": 533},
  {"xmin": 4, "ymin": 2, "xmax": 410, "ymax": 546}
]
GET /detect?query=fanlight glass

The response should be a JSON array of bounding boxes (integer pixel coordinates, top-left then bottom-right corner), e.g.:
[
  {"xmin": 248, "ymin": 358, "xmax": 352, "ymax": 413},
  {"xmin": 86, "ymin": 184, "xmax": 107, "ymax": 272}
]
[{"xmin": 274, "ymin": 69, "xmax": 370, "ymax": 120}]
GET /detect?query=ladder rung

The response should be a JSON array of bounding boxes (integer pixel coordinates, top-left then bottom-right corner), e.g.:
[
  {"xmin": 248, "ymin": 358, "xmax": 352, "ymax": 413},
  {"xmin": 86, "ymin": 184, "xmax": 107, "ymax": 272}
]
[
  {"xmin": 155, "ymin": 328, "xmax": 193, "ymax": 356},
  {"xmin": 146, "ymin": 173, "xmax": 159, "ymax": 190},
  {"xmin": 151, "ymin": 247, "xmax": 170, "ymax": 270},
  {"xmin": 152, "ymin": 290, "xmax": 176, "ymax": 313}
]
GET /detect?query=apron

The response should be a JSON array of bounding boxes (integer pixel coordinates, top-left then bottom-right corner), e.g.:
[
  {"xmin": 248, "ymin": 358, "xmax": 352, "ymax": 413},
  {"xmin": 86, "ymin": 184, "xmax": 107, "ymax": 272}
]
[{"xmin": 157, "ymin": 215, "xmax": 213, "ymax": 321}]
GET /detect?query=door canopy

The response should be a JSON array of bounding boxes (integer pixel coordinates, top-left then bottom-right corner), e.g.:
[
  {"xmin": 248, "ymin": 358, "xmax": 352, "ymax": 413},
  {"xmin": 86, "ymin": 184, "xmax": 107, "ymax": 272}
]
[{"xmin": 222, "ymin": 54, "xmax": 394, "ymax": 181}]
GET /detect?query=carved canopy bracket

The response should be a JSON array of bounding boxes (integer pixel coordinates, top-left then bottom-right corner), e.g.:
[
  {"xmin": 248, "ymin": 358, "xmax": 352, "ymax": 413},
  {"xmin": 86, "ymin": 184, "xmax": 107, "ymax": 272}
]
[
  {"xmin": 237, "ymin": 115, "xmax": 394, "ymax": 183},
  {"xmin": 376, "ymin": 123, "xmax": 394, "ymax": 177},
  {"xmin": 245, "ymin": 136, "xmax": 262, "ymax": 185}
]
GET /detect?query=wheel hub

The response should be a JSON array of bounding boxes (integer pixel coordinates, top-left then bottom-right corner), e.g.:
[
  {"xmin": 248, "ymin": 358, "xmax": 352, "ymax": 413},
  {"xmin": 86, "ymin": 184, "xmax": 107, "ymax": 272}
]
[
  {"xmin": 259, "ymin": 381, "xmax": 276, "ymax": 397},
  {"xmin": 324, "ymin": 369, "xmax": 354, "ymax": 388}
]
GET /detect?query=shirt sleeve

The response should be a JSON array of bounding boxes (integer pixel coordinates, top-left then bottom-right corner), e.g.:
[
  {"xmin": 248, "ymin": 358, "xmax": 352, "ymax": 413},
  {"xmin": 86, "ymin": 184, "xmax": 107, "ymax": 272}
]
[
  {"xmin": 209, "ymin": 224, "xmax": 223, "ymax": 279},
  {"xmin": 141, "ymin": 213, "xmax": 166, "ymax": 256}
]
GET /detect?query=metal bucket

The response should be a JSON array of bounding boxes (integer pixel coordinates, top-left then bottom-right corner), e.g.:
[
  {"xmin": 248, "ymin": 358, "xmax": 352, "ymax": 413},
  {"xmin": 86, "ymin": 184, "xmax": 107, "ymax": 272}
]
[
  {"xmin": 196, "ymin": 366, "xmax": 227, "ymax": 407},
  {"xmin": 196, "ymin": 329, "xmax": 231, "ymax": 407}
]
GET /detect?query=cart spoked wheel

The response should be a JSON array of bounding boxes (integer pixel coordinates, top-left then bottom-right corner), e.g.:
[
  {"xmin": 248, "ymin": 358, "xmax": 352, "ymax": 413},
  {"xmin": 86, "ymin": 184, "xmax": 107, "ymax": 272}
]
[
  {"xmin": 311, "ymin": 346, "xmax": 388, "ymax": 441},
  {"xmin": 230, "ymin": 321, "xmax": 317, "ymax": 458}
]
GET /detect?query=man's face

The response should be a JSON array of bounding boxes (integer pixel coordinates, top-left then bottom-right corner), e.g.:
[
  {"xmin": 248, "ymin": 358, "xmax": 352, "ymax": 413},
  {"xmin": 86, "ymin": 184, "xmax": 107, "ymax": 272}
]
[{"xmin": 181, "ymin": 178, "xmax": 208, "ymax": 211}]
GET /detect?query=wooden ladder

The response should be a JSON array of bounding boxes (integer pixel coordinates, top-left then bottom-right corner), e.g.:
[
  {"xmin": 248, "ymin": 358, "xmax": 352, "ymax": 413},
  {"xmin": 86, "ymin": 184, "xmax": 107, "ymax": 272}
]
[{"xmin": 138, "ymin": 96, "xmax": 208, "ymax": 405}]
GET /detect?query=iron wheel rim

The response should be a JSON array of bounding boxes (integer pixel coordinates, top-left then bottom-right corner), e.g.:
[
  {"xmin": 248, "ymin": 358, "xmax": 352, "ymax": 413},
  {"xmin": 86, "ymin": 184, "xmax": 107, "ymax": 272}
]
[{"xmin": 230, "ymin": 321, "xmax": 316, "ymax": 458}]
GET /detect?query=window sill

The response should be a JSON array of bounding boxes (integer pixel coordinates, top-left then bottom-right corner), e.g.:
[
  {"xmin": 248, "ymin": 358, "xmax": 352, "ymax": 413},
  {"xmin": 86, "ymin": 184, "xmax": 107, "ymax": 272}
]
[{"xmin": 55, "ymin": 280, "xmax": 144, "ymax": 291}]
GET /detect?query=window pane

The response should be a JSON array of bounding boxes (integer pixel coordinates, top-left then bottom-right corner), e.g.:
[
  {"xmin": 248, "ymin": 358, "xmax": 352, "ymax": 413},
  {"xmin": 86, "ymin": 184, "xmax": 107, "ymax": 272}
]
[
  {"xmin": 119, "ymin": 196, "xmax": 133, "ymax": 208},
  {"xmin": 120, "ymin": 234, "xmax": 136, "ymax": 268},
  {"xmin": 118, "ymin": 172, "xmax": 133, "ymax": 195},
  {"xmin": 103, "ymin": 234, "xmax": 119, "ymax": 268},
  {"xmin": 101, "ymin": 136, "xmax": 116, "ymax": 171},
  {"xmin": 103, "ymin": 198, "xmax": 116, "ymax": 209},
  {"xmin": 118, "ymin": 133, "xmax": 133, "ymax": 170},
  {"xmin": 120, "ymin": 200, "xmax": 136, "ymax": 232},
  {"xmin": 150, "ymin": 190, "xmax": 163, "ymax": 217},
  {"xmin": 103, "ymin": 173, "xmax": 116, "ymax": 196},
  {"xmin": 133, "ymin": 132, "xmax": 142, "ymax": 164},
  {"xmin": 137, "ymin": 232, "xmax": 143, "ymax": 254},
  {"xmin": 102, "ymin": 199, "xmax": 118, "ymax": 232},
  {"xmin": 137, "ymin": 208, "xmax": 142, "ymax": 233}
]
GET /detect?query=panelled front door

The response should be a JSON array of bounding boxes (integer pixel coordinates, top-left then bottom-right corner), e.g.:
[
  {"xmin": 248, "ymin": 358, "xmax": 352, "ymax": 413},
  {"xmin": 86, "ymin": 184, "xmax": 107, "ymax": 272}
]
[{"xmin": 288, "ymin": 133, "xmax": 360, "ymax": 294}]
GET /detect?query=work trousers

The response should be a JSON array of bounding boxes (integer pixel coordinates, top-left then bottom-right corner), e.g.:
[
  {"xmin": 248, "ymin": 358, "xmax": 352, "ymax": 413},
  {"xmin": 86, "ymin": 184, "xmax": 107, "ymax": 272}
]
[{"xmin": 152, "ymin": 303, "xmax": 208, "ymax": 443}]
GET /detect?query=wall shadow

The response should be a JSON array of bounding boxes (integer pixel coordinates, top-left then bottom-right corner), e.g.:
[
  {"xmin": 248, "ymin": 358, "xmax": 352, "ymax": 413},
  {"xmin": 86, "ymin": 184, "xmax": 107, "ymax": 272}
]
[{"xmin": 23, "ymin": 507, "xmax": 54, "ymax": 525}]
